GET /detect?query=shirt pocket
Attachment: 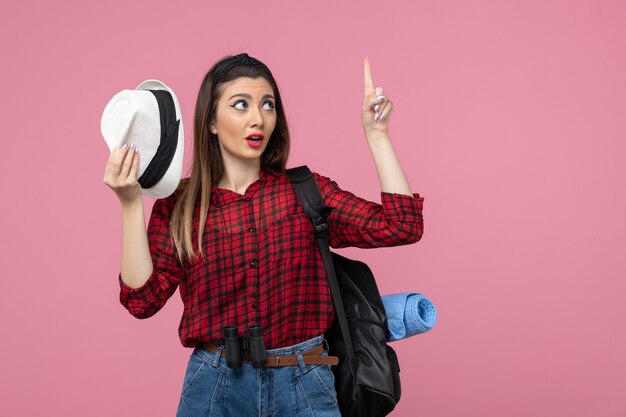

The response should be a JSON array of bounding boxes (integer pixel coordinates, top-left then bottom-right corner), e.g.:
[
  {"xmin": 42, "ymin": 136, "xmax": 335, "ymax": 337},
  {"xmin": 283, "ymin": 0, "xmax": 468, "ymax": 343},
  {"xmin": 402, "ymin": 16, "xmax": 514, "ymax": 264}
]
[{"xmin": 268, "ymin": 215, "xmax": 317, "ymax": 262}]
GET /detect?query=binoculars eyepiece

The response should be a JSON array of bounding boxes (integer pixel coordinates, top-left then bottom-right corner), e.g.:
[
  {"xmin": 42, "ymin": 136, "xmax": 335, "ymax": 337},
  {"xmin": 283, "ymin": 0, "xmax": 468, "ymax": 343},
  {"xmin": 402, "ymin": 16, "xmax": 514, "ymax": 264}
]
[
  {"xmin": 248, "ymin": 324, "xmax": 267, "ymax": 369},
  {"xmin": 223, "ymin": 325, "xmax": 242, "ymax": 368},
  {"xmin": 222, "ymin": 324, "xmax": 267, "ymax": 369}
]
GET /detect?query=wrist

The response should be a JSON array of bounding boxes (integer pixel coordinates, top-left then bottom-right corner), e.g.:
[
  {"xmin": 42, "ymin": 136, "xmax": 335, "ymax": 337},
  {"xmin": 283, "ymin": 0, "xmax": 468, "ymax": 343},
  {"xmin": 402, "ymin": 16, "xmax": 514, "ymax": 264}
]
[
  {"xmin": 365, "ymin": 130, "xmax": 391, "ymax": 144},
  {"xmin": 121, "ymin": 196, "xmax": 144, "ymax": 213}
]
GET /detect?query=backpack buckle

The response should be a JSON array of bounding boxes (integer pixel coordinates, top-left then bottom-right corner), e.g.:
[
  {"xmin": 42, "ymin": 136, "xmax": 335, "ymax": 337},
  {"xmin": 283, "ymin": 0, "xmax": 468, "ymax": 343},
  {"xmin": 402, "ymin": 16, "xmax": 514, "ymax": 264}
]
[{"xmin": 313, "ymin": 217, "xmax": 329, "ymax": 235}]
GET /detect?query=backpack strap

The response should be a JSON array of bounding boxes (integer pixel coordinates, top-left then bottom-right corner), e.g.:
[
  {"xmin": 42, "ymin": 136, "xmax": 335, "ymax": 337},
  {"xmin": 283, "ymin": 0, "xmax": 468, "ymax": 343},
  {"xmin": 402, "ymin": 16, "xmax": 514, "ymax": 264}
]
[{"xmin": 286, "ymin": 166, "xmax": 356, "ymax": 364}]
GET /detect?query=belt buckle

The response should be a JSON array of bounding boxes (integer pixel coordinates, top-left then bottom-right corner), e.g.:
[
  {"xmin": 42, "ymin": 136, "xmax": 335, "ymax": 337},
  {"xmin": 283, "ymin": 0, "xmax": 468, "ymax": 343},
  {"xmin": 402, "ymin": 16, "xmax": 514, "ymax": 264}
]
[{"xmin": 274, "ymin": 356, "xmax": 280, "ymax": 366}]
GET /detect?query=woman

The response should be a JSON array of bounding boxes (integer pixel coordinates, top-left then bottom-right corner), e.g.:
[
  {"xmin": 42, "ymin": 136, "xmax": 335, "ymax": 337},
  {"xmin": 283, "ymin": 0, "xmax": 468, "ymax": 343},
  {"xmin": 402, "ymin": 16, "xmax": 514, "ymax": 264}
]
[{"xmin": 103, "ymin": 53, "xmax": 424, "ymax": 417}]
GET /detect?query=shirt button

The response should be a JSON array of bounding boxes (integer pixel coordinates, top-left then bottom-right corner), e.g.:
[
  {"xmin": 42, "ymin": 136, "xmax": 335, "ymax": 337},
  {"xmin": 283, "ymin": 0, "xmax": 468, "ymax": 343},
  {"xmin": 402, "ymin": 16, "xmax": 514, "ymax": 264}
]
[
  {"xmin": 250, "ymin": 261, "xmax": 257, "ymax": 268},
  {"xmin": 248, "ymin": 227, "xmax": 255, "ymax": 232},
  {"xmin": 251, "ymin": 303, "xmax": 258, "ymax": 310},
  {"xmin": 244, "ymin": 197, "xmax": 251, "ymax": 202}
]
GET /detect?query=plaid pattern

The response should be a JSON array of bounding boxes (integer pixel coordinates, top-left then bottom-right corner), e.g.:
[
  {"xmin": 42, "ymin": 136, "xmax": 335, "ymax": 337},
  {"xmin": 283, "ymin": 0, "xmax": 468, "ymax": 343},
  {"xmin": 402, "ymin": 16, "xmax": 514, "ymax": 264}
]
[{"xmin": 119, "ymin": 169, "xmax": 424, "ymax": 349}]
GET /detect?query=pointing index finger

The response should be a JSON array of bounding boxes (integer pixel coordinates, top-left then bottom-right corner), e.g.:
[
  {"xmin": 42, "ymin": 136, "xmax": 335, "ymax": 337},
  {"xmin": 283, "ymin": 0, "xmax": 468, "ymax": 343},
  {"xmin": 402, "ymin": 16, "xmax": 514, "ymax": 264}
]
[{"xmin": 364, "ymin": 56, "xmax": 375, "ymax": 97}]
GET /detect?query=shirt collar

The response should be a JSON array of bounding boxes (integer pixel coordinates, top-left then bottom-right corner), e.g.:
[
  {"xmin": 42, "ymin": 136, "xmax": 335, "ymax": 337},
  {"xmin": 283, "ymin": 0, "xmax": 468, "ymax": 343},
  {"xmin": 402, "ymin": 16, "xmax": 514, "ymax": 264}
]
[{"xmin": 210, "ymin": 168, "xmax": 281, "ymax": 207}]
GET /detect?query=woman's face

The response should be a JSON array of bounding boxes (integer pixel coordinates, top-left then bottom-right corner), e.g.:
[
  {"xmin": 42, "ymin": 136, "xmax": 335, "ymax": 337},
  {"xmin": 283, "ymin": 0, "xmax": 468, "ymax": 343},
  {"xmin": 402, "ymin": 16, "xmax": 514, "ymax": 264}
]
[{"xmin": 210, "ymin": 76, "xmax": 277, "ymax": 166}]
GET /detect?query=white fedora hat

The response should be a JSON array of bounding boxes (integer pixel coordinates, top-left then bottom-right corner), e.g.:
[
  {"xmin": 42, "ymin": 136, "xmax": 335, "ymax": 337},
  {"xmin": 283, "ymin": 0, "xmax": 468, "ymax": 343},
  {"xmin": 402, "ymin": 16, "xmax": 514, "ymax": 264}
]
[{"xmin": 101, "ymin": 79, "xmax": 184, "ymax": 199}]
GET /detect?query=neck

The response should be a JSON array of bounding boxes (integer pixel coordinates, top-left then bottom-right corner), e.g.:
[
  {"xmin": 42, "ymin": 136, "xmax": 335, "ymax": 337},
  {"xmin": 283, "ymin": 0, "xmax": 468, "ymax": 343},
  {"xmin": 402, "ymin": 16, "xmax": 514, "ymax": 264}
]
[{"xmin": 218, "ymin": 159, "xmax": 262, "ymax": 195}]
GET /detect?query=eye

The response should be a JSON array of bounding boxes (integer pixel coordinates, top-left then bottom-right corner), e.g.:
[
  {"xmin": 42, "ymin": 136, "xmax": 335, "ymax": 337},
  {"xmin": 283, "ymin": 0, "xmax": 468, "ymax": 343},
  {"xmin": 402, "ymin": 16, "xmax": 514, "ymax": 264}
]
[
  {"xmin": 262, "ymin": 100, "xmax": 275, "ymax": 110},
  {"xmin": 231, "ymin": 100, "xmax": 247, "ymax": 110}
]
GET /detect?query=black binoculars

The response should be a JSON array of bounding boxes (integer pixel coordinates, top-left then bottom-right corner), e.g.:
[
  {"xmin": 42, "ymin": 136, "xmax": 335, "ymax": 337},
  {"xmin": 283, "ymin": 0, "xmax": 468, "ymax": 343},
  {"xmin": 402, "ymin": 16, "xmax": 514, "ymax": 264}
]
[{"xmin": 222, "ymin": 324, "xmax": 267, "ymax": 369}]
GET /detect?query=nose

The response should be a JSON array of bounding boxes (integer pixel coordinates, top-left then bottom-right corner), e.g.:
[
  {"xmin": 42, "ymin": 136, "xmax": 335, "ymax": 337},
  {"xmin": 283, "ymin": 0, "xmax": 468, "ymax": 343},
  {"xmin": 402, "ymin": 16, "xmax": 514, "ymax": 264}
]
[{"xmin": 249, "ymin": 106, "xmax": 264, "ymax": 128}]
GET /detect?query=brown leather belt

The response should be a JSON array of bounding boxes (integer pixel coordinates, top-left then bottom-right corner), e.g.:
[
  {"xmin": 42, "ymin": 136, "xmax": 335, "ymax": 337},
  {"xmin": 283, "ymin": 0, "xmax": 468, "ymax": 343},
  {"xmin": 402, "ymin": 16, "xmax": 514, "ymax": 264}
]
[{"xmin": 202, "ymin": 342, "xmax": 339, "ymax": 367}]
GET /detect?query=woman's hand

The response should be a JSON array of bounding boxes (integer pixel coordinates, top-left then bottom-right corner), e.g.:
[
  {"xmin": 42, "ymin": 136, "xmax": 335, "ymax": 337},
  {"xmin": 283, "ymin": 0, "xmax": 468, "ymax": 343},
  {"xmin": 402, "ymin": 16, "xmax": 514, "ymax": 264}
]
[
  {"xmin": 361, "ymin": 57, "xmax": 393, "ymax": 138},
  {"xmin": 109, "ymin": 143, "xmax": 154, "ymax": 292},
  {"xmin": 359, "ymin": 57, "xmax": 413, "ymax": 195},
  {"xmin": 103, "ymin": 144, "xmax": 142, "ymax": 205}
]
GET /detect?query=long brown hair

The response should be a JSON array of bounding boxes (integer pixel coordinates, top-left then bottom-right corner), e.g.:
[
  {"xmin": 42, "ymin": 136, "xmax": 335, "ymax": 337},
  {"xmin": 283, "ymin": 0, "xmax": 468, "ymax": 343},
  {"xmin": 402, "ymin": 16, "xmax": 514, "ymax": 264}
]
[{"xmin": 170, "ymin": 53, "xmax": 291, "ymax": 263}]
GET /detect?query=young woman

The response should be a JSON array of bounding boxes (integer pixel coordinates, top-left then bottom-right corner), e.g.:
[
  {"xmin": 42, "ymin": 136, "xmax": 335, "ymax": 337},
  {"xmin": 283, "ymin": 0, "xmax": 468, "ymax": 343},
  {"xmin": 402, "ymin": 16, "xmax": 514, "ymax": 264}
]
[{"xmin": 103, "ymin": 53, "xmax": 424, "ymax": 417}]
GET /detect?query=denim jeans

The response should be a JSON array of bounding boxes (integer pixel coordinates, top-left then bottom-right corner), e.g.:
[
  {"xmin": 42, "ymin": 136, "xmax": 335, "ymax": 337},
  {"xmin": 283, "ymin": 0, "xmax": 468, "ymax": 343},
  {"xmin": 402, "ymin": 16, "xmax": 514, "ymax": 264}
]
[{"xmin": 176, "ymin": 335, "xmax": 341, "ymax": 417}]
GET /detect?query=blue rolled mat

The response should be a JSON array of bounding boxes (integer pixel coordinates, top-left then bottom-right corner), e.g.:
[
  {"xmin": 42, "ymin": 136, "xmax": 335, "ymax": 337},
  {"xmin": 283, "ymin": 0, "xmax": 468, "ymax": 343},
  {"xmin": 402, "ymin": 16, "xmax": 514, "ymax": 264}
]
[{"xmin": 381, "ymin": 293, "xmax": 437, "ymax": 342}]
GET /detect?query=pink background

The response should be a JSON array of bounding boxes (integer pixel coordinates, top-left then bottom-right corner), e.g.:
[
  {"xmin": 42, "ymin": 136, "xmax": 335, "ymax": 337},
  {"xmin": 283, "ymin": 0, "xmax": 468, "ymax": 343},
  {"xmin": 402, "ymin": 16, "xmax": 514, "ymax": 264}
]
[{"xmin": 1, "ymin": 0, "xmax": 625, "ymax": 416}]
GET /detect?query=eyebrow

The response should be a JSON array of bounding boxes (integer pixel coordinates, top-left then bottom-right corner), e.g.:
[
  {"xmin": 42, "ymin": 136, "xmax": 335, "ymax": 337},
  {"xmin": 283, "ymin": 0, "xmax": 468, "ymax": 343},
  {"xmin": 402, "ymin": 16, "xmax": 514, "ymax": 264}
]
[{"xmin": 228, "ymin": 93, "xmax": 275, "ymax": 100}]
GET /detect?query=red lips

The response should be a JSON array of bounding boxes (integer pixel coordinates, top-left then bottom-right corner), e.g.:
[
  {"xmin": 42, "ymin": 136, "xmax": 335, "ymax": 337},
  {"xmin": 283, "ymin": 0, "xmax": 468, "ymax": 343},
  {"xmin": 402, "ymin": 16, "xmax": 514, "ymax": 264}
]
[
  {"xmin": 246, "ymin": 133, "xmax": 264, "ymax": 140},
  {"xmin": 245, "ymin": 132, "xmax": 264, "ymax": 149}
]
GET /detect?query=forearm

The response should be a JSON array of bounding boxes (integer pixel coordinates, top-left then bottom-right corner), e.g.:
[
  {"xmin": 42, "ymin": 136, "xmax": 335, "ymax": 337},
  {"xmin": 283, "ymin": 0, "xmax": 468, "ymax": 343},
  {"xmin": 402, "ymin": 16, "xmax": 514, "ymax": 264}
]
[
  {"xmin": 120, "ymin": 198, "xmax": 154, "ymax": 289},
  {"xmin": 365, "ymin": 132, "xmax": 413, "ymax": 196}
]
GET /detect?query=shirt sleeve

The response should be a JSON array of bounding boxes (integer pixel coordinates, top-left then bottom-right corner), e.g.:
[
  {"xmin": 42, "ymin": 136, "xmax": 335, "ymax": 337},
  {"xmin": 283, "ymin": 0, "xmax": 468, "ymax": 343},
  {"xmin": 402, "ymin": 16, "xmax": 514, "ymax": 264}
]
[
  {"xmin": 118, "ymin": 195, "xmax": 184, "ymax": 319},
  {"xmin": 312, "ymin": 172, "xmax": 424, "ymax": 249}
]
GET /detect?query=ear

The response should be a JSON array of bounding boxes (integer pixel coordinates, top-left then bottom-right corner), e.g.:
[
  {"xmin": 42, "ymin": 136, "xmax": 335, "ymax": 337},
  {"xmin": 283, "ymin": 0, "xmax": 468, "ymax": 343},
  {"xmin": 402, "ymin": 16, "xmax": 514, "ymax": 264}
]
[{"xmin": 210, "ymin": 122, "xmax": 217, "ymax": 135}]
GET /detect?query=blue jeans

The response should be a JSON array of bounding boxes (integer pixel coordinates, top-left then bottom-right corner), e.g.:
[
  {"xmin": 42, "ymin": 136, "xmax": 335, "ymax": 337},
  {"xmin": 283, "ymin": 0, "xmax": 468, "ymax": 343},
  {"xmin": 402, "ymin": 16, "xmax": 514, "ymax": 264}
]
[{"xmin": 176, "ymin": 335, "xmax": 341, "ymax": 417}]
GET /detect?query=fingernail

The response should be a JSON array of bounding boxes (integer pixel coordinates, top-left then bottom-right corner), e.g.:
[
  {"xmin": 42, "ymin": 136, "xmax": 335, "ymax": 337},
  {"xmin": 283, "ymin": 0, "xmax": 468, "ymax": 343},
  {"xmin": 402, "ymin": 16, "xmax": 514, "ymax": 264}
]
[
  {"xmin": 374, "ymin": 104, "xmax": 380, "ymax": 112},
  {"xmin": 380, "ymin": 113, "xmax": 385, "ymax": 120},
  {"xmin": 377, "ymin": 95, "xmax": 385, "ymax": 100},
  {"xmin": 374, "ymin": 113, "xmax": 379, "ymax": 121},
  {"xmin": 123, "ymin": 143, "xmax": 127, "ymax": 149}
]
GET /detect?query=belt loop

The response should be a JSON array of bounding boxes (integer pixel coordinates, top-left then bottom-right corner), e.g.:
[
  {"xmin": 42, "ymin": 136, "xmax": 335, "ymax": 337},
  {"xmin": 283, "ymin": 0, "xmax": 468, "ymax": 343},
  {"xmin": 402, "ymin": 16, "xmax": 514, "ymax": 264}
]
[
  {"xmin": 322, "ymin": 338, "xmax": 330, "ymax": 353},
  {"xmin": 296, "ymin": 350, "xmax": 307, "ymax": 371},
  {"xmin": 212, "ymin": 345, "xmax": 225, "ymax": 367}
]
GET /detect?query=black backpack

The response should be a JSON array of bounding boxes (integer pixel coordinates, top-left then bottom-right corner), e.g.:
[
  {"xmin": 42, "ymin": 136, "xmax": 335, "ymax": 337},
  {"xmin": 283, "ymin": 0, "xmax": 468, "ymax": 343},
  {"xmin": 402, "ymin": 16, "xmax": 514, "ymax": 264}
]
[{"xmin": 287, "ymin": 166, "xmax": 401, "ymax": 417}]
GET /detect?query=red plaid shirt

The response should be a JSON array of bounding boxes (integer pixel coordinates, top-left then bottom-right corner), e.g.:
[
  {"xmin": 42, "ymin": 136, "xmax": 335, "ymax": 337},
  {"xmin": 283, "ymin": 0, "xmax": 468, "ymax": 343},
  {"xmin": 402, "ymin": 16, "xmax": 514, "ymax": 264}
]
[{"xmin": 119, "ymin": 169, "xmax": 424, "ymax": 349}]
